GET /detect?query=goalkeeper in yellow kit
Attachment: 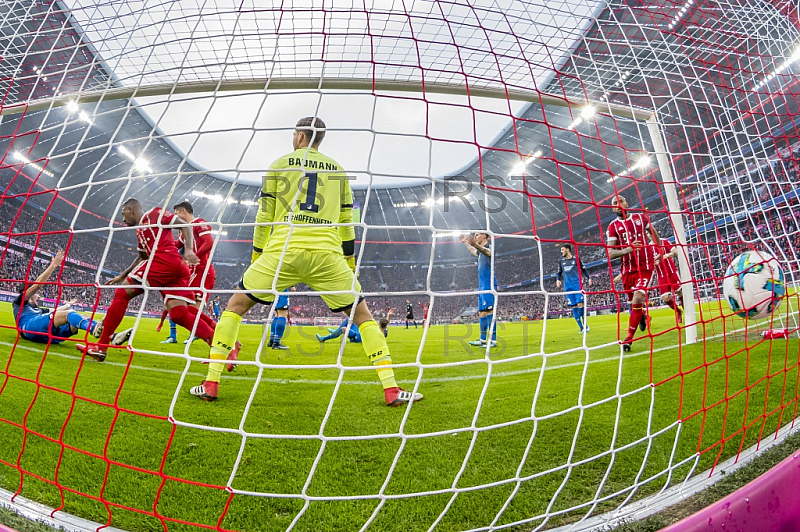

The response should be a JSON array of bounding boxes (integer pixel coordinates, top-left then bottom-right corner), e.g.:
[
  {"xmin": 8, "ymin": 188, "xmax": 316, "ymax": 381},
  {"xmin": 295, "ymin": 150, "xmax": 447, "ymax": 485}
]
[{"xmin": 190, "ymin": 117, "xmax": 423, "ymax": 406}]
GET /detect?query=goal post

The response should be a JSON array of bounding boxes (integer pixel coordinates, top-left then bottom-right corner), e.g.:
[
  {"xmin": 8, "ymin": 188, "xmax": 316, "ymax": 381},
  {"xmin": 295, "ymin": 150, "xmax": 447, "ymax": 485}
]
[{"xmin": 646, "ymin": 115, "xmax": 699, "ymax": 345}]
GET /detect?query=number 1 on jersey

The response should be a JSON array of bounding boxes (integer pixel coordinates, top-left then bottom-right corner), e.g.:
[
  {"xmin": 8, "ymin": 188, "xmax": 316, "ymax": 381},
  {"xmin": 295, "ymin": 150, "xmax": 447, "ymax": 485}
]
[{"xmin": 300, "ymin": 172, "xmax": 320, "ymax": 213}]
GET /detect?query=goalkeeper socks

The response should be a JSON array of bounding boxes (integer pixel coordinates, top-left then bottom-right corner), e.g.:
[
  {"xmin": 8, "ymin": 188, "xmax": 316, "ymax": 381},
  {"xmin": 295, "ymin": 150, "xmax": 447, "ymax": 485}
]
[
  {"xmin": 271, "ymin": 317, "xmax": 287, "ymax": 342},
  {"xmin": 360, "ymin": 320, "xmax": 398, "ymax": 389},
  {"xmin": 170, "ymin": 305, "xmax": 215, "ymax": 344},
  {"xmin": 572, "ymin": 307, "xmax": 583, "ymax": 329},
  {"xmin": 479, "ymin": 316, "xmax": 488, "ymax": 341},
  {"xmin": 628, "ymin": 304, "xmax": 643, "ymax": 340},
  {"xmin": 99, "ymin": 289, "xmax": 132, "ymax": 345},
  {"xmin": 206, "ymin": 310, "xmax": 242, "ymax": 383},
  {"xmin": 66, "ymin": 311, "xmax": 93, "ymax": 332},
  {"xmin": 168, "ymin": 319, "xmax": 177, "ymax": 340}
]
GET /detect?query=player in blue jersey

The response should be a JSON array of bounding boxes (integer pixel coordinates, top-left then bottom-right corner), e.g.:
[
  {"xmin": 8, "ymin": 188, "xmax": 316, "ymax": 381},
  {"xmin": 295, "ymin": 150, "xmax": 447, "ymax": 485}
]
[
  {"xmin": 212, "ymin": 296, "xmax": 221, "ymax": 322},
  {"xmin": 556, "ymin": 244, "xmax": 593, "ymax": 333},
  {"xmin": 12, "ymin": 250, "xmax": 107, "ymax": 345},
  {"xmin": 461, "ymin": 233, "xmax": 498, "ymax": 348},
  {"xmin": 379, "ymin": 308, "xmax": 394, "ymax": 338},
  {"xmin": 268, "ymin": 287, "xmax": 293, "ymax": 350},
  {"xmin": 316, "ymin": 319, "xmax": 362, "ymax": 343}
]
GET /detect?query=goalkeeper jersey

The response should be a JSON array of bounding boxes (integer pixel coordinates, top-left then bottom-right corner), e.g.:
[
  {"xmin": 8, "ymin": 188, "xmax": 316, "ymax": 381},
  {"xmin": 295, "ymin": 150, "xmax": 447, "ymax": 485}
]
[{"xmin": 254, "ymin": 147, "xmax": 355, "ymax": 254}]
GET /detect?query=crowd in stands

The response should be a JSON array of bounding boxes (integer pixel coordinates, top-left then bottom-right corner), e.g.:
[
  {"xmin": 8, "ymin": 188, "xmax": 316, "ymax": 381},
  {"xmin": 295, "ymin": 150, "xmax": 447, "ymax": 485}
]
[
  {"xmin": 0, "ymin": 199, "xmax": 650, "ymax": 323},
  {"xmin": 682, "ymin": 152, "xmax": 800, "ymax": 298},
  {"xmin": 4, "ymin": 154, "xmax": 800, "ymax": 329}
]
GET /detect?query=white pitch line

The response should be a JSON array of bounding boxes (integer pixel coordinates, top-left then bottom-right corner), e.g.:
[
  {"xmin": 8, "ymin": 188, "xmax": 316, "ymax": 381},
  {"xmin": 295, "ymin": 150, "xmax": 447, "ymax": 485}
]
[{"xmin": 0, "ymin": 339, "xmax": 670, "ymax": 386}]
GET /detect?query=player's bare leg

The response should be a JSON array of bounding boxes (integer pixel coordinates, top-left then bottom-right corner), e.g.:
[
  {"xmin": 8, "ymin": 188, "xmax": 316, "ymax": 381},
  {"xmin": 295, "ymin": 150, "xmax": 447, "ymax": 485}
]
[{"xmin": 351, "ymin": 301, "xmax": 423, "ymax": 406}]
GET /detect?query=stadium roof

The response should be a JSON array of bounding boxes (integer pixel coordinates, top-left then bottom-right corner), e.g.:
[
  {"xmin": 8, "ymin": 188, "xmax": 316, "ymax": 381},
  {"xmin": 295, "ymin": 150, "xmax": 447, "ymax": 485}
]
[{"xmin": 1, "ymin": 0, "xmax": 799, "ymax": 252}]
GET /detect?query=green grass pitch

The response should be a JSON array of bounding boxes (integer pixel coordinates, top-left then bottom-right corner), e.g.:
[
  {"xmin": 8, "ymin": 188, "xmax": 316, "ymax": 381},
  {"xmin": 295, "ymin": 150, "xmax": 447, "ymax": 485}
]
[{"xmin": 0, "ymin": 301, "xmax": 797, "ymax": 531}]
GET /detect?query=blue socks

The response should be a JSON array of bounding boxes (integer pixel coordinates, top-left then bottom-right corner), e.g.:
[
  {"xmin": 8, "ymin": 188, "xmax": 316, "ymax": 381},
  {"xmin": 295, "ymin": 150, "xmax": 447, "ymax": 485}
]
[
  {"xmin": 572, "ymin": 307, "xmax": 584, "ymax": 330},
  {"xmin": 271, "ymin": 316, "xmax": 287, "ymax": 343},
  {"xmin": 323, "ymin": 327, "xmax": 344, "ymax": 341},
  {"xmin": 66, "ymin": 311, "xmax": 93, "ymax": 332},
  {"xmin": 168, "ymin": 319, "xmax": 177, "ymax": 340},
  {"xmin": 322, "ymin": 320, "xmax": 361, "ymax": 342},
  {"xmin": 478, "ymin": 315, "xmax": 497, "ymax": 342}
]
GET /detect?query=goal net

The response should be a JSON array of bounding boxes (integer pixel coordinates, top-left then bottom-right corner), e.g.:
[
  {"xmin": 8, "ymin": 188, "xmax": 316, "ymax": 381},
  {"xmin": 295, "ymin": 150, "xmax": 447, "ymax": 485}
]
[{"xmin": 0, "ymin": 0, "xmax": 798, "ymax": 531}]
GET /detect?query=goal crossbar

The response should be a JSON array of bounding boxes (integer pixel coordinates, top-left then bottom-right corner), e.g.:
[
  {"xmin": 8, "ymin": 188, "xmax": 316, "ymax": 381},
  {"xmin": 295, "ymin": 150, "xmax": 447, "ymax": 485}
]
[{"xmin": 1, "ymin": 77, "xmax": 653, "ymax": 121}]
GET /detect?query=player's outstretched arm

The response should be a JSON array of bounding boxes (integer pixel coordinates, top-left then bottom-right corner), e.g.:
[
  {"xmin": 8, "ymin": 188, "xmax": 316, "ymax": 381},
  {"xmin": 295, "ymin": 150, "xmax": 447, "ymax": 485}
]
[
  {"xmin": 109, "ymin": 251, "xmax": 146, "ymax": 285},
  {"xmin": 56, "ymin": 299, "xmax": 77, "ymax": 311},
  {"xmin": 24, "ymin": 250, "xmax": 64, "ymax": 300}
]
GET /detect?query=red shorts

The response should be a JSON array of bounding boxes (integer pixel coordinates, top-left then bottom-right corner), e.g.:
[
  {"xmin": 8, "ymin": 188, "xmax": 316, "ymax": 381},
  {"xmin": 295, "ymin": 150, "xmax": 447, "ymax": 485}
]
[
  {"xmin": 188, "ymin": 264, "xmax": 216, "ymax": 303},
  {"xmin": 621, "ymin": 270, "xmax": 652, "ymax": 301},
  {"xmin": 656, "ymin": 273, "xmax": 681, "ymax": 296},
  {"xmin": 128, "ymin": 254, "xmax": 193, "ymax": 304}
]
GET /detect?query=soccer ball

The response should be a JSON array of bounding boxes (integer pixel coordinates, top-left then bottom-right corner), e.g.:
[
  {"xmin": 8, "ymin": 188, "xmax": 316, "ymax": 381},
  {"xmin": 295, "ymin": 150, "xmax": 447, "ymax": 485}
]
[{"xmin": 722, "ymin": 250, "xmax": 786, "ymax": 319}]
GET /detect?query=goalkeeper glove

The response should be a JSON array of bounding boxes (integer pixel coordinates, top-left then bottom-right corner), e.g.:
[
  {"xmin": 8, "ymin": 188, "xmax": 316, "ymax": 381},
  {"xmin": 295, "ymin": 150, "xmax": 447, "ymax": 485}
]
[
  {"xmin": 345, "ymin": 255, "xmax": 357, "ymax": 273},
  {"xmin": 251, "ymin": 249, "xmax": 262, "ymax": 263}
]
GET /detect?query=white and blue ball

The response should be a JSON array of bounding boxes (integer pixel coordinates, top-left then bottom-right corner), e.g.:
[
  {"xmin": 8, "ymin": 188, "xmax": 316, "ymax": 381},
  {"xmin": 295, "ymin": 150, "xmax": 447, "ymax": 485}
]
[{"xmin": 722, "ymin": 250, "xmax": 786, "ymax": 319}]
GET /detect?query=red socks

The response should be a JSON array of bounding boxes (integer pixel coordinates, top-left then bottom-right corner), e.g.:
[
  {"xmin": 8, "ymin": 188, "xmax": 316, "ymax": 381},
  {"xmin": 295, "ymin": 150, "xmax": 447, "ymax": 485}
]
[
  {"xmin": 158, "ymin": 308, "xmax": 169, "ymax": 327},
  {"xmin": 627, "ymin": 304, "xmax": 643, "ymax": 341},
  {"xmin": 169, "ymin": 305, "xmax": 215, "ymax": 343},
  {"xmin": 193, "ymin": 307, "xmax": 216, "ymax": 331},
  {"xmin": 99, "ymin": 288, "xmax": 132, "ymax": 345},
  {"xmin": 665, "ymin": 299, "xmax": 676, "ymax": 310}
]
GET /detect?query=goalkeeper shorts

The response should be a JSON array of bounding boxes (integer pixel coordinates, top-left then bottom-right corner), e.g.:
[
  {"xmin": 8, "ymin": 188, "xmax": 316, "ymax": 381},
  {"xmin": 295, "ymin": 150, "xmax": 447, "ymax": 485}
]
[{"xmin": 241, "ymin": 250, "xmax": 362, "ymax": 312}]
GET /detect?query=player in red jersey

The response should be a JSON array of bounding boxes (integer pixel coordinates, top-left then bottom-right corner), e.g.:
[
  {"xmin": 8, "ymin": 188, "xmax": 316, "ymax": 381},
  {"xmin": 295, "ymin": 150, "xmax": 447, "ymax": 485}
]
[
  {"xmin": 418, "ymin": 302, "xmax": 430, "ymax": 328},
  {"xmin": 606, "ymin": 195, "xmax": 661, "ymax": 351},
  {"xmin": 155, "ymin": 201, "xmax": 219, "ymax": 344},
  {"xmin": 655, "ymin": 239, "xmax": 683, "ymax": 322},
  {"xmin": 76, "ymin": 199, "xmax": 228, "ymax": 362}
]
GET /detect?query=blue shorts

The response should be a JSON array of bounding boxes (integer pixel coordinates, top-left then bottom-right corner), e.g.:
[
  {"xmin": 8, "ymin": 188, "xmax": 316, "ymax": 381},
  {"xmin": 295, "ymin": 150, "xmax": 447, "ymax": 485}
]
[
  {"xmin": 274, "ymin": 294, "xmax": 290, "ymax": 310},
  {"xmin": 565, "ymin": 292, "xmax": 584, "ymax": 307},
  {"xmin": 19, "ymin": 314, "xmax": 72, "ymax": 344},
  {"xmin": 478, "ymin": 293, "xmax": 495, "ymax": 312}
]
